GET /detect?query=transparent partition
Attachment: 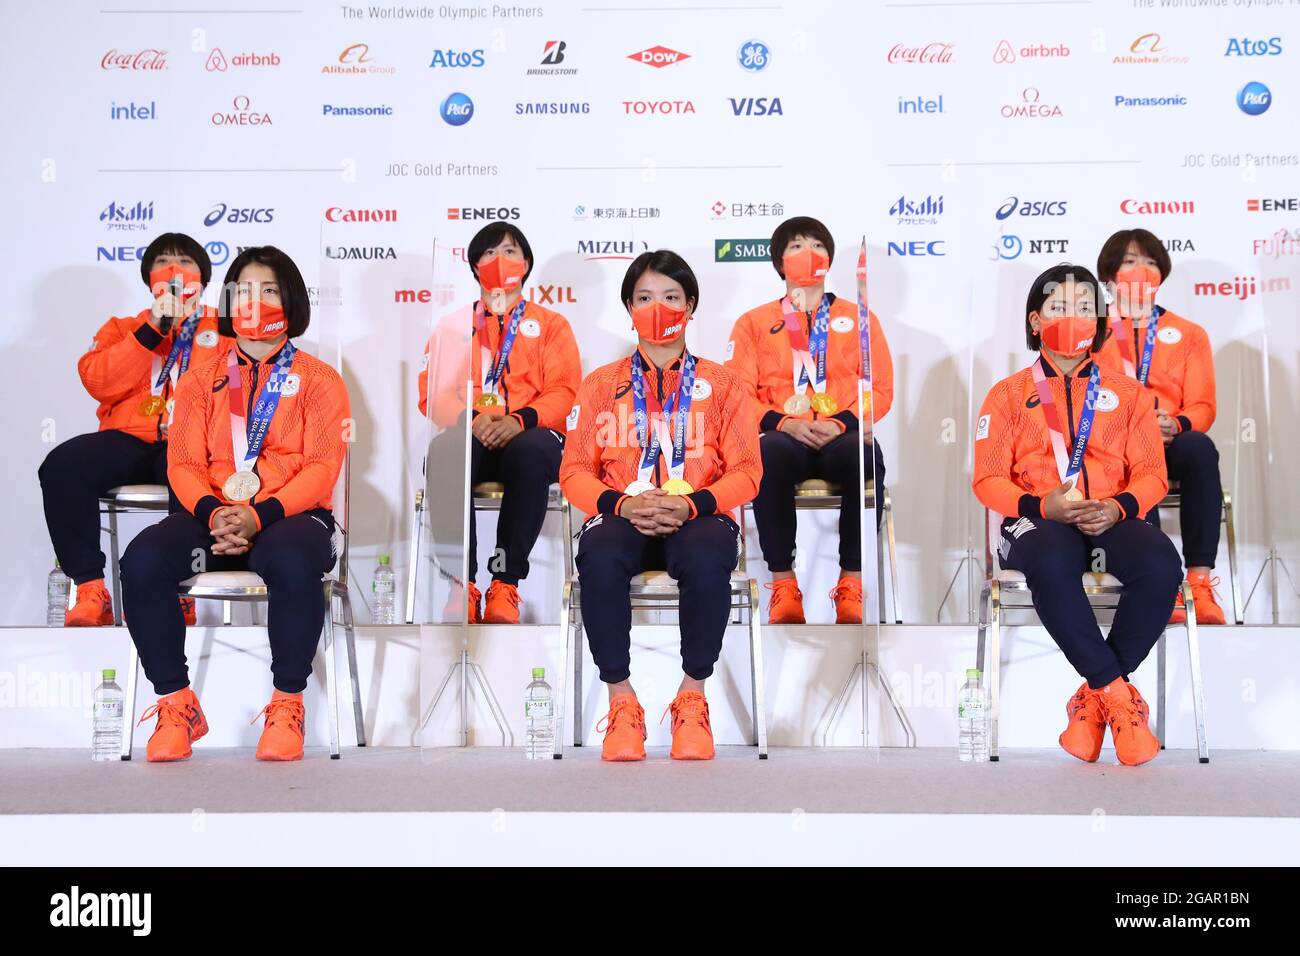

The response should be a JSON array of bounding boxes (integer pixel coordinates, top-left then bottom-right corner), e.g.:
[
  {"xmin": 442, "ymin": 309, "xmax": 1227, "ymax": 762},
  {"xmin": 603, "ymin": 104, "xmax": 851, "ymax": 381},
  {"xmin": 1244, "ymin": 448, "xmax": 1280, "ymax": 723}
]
[{"xmin": 416, "ymin": 240, "xmax": 474, "ymax": 748}]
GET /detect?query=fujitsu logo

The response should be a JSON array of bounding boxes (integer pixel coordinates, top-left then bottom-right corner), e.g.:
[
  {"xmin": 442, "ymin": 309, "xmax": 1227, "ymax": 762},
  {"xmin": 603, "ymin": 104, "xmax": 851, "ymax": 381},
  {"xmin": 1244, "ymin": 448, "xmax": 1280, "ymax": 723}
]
[
  {"xmin": 887, "ymin": 42, "xmax": 954, "ymax": 64},
  {"xmin": 628, "ymin": 45, "xmax": 690, "ymax": 68},
  {"xmin": 102, "ymin": 49, "xmax": 167, "ymax": 70}
]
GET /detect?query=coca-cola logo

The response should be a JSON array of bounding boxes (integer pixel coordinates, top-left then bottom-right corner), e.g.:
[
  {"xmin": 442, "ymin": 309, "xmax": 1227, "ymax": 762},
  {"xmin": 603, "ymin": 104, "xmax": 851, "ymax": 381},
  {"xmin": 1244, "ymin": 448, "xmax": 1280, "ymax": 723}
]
[
  {"xmin": 887, "ymin": 42, "xmax": 954, "ymax": 64},
  {"xmin": 101, "ymin": 49, "xmax": 168, "ymax": 70}
]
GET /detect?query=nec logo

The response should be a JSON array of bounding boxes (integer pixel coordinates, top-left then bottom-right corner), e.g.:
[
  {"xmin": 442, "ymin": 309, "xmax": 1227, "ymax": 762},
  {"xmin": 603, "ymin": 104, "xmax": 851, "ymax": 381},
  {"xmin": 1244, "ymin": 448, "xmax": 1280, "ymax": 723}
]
[{"xmin": 887, "ymin": 240, "xmax": 945, "ymax": 256}]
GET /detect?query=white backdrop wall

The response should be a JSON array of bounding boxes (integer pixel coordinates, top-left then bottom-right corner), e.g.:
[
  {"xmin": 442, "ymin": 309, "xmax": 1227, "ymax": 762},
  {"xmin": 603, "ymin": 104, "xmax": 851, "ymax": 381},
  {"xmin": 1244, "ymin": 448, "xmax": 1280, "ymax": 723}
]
[{"xmin": 4, "ymin": 0, "xmax": 1298, "ymax": 632}]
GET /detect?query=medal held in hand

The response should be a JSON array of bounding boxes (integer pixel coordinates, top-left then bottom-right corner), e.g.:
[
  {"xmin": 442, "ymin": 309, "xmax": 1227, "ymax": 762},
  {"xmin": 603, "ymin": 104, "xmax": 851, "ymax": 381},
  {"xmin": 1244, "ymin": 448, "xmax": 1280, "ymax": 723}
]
[
  {"xmin": 661, "ymin": 479, "xmax": 694, "ymax": 495},
  {"xmin": 783, "ymin": 394, "xmax": 811, "ymax": 415},
  {"xmin": 224, "ymin": 341, "xmax": 297, "ymax": 503},
  {"xmin": 223, "ymin": 470, "xmax": 262, "ymax": 502},
  {"xmin": 811, "ymin": 392, "xmax": 839, "ymax": 415}
]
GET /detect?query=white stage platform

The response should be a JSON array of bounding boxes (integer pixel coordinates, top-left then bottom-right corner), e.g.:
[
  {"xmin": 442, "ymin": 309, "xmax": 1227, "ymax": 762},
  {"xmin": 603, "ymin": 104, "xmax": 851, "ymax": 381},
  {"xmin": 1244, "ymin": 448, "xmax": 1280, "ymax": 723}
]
[{"xmin": 2, "ymin": 747, "xmax": 1297, "ymax": 866}]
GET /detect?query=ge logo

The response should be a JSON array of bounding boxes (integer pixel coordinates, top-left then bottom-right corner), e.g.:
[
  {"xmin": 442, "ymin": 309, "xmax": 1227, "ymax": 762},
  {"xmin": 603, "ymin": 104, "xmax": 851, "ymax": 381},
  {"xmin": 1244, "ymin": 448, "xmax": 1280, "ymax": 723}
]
[
  {"xmin": 205, "ymin": 241, "xmax": 230, "ymax": 265},
  {"xmin": 738, "ymin": 40, "xmax": 770, "ymax": 72}
]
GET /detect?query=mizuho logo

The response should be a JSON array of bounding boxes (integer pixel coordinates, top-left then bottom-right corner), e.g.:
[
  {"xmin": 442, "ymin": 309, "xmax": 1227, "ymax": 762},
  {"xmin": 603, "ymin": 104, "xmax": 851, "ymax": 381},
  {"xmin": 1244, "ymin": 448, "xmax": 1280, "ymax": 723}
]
[
  {"xmin": 996, "ymin": 197, "xmax": 1067, "ymax": 219},
  {"xmin": 441, "ymin": 92, "xmax": 474, "ymax": 126}
]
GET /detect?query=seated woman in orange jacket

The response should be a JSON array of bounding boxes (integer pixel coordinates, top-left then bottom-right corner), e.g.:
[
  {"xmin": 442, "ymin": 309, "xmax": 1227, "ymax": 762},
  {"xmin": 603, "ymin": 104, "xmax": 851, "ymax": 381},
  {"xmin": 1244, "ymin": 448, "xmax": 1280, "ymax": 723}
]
[
  {"xmin": 725, "ymin": 216, "xmax": 893, "ymax": 625},
  {"xmin": 417, "ymin": 221, "xmax": 582, "ymax": 624},
  {"xmin": 39, "ymin": 233, "xmax": 223, "ymax": 626},
  {"xmin": 560, "ymin": 250, "xmax": 761, "ymax": 762},
  {"xmin": 120, "ymin": 246, "xmax": 351, "ymax": 763},
  {"xmin": 1095, "ymin": 228, "xmax": 1226, "ymax": 625},
  {"xmin": 973, "ymin": 264, "xmax": 1181, "ymax": 767}
]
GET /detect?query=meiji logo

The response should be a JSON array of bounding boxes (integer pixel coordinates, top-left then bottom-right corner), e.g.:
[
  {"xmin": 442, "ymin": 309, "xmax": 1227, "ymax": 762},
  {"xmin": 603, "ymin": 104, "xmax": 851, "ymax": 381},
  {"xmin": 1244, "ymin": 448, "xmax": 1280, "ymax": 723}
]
[
  {"xmin": 49, "ymin": 886, "xmax": 151, "ymax": 936},
  {"xmin": 628, "ymin": 45, "xmax": 690, "ymax": 68},
  {"xmin": 1193, "ymin": 275, "xmax": 1291, "ymax": 299}
]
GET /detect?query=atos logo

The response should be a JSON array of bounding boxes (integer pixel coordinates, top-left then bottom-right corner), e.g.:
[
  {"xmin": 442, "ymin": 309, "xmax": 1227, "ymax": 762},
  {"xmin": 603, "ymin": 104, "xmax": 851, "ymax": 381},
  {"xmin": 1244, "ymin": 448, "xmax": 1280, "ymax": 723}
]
[
  {"xmin": 887, "ymin": 240, "xmax": 946, "ymax": 256},
  {"xmin": 729, "ymin": 96, "xmax": 783, "ymax": 116},
  {"xmin": 441, "ymin": 92, "xmax": 474, "ymax": 125},
  {"xmin": 1225, "ymin": 37, "xmax": 1282, "ymax": 56},
  {"xmin": 204, "ymin": 203, "xmax": 274, "ymax": 227},
  {"xmin": 1237, "ymin": 81, "xmax": 1271, "ymax": 115},
  {"xmin": 429, "ymin": 49, "xmax": 485, "ymax": 68},
  {"xmin": 995, "ymin": 197, "xmax": 1067, "ymax": 219}
]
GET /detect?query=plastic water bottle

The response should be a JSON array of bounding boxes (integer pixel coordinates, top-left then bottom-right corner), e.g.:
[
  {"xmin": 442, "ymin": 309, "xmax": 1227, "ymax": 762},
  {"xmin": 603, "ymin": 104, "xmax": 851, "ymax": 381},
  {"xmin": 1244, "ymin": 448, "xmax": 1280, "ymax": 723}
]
[
  {"xmin": 372, "ymin": 554, "xmax": 396, "ymax": 624},
  {"xmin": 958, "ymin": 668, "xmax": 990, "ymax": 762},
  {"xmin": 47, "ymin": 561, "xmax": 70, "ymax": 627},
  {"xmin": 92, "ymin": 669, "xmax": 123, "ymax": 762},
  {"xmin": 524, "ymin": 667, "xmax": 554, "ymax": 760}
]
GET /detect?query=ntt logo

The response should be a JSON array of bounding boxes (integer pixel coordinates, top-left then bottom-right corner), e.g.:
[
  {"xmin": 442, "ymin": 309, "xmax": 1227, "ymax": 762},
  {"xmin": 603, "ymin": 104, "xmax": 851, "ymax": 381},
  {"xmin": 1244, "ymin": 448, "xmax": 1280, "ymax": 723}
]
[
  {"xmin": 1237, "ymin": 81, "xmax": 1271, "ymax": 115},
  {"xmin": 441, "ymin": 92, "xmax": 474, "ymax": 126}
]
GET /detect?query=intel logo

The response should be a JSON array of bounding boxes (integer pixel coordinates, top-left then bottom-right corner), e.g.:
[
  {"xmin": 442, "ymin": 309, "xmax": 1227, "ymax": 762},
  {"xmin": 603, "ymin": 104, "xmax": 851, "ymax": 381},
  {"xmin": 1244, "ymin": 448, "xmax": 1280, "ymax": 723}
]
[
  {"xmin": 1237, "ymin": 81, "xmax": 1271, "ymax": 115},
  {"xmin": 440, "ymin": 92, "xmax": 474, "ymax": 126}
]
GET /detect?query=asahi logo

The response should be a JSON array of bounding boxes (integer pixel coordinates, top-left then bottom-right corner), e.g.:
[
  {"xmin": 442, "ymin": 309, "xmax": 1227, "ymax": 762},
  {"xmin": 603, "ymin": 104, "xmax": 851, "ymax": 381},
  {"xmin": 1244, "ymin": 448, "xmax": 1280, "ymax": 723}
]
[{"xmin": 49, "ymin": 886, "xmax": 151, "ymax": 936}]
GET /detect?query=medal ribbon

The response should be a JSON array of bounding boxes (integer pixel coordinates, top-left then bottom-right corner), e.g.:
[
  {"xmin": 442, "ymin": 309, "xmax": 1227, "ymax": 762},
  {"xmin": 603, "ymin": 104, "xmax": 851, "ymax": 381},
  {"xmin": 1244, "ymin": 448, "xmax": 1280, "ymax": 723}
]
[
  {"xmin": 1030, "ymin": 356, "xmax": 1100, "ymax": 490},
  {"xmin": 780, "ymin": 293, "xmax": 831, "ymax": 396},
  {"xmin": 227, "ymin": 341, "xmax": 297, "ymax": 476},
  {"xmin": 1109, "ymin": 304, "xmax": 1161, "ymax": 384},
  {"xmin": 857, "ymin": 247, "xmax": 873, "ymax": 419},
  {"xmin": 630, "ymin": 350, "xmax": 696, "ymax": 486},
  {"xmin": 475, "ymin": 300, "xmax": 526, "ymax": 399}
]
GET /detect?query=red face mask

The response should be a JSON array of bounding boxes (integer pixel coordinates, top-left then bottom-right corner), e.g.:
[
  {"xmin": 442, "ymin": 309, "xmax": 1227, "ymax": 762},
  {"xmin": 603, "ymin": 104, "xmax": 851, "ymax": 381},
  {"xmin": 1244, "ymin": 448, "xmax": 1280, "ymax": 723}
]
[
  {"xmin": 476, "ymin": 255, "xmax": 527, "ymax": 294},
  {"xmin": 782, "ymin": 247, "xmax": 830, "ymax": 288},
  {"xmin": 149, "ymin": 263, "xmax": 203, "ymax": 306},
  {"xmin": 630, "ymin": 301, "xmax": 689, "ymax": 345},
  {"xmin": 1114, "ymin": 263, "xmax": 1161, "ymax": 313},
  {"xmin": 231, "ymin": 299, "xmax": 288, "ymax": 341},
  {"xmin": 1038, "ymin": 314, "xmax": 1096, "ymax": 358}
]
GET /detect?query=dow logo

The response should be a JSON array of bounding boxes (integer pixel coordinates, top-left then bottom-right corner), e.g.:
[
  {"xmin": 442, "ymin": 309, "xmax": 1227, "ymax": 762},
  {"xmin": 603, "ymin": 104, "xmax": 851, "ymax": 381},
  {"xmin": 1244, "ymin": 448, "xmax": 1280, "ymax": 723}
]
[
  {"xmin": 440, "ymin": 92, "xmax": 474, "ymax": 126},
  {"xmin": 1237, "ymin": 81, "xmax": 1271, "ymax": 115}
]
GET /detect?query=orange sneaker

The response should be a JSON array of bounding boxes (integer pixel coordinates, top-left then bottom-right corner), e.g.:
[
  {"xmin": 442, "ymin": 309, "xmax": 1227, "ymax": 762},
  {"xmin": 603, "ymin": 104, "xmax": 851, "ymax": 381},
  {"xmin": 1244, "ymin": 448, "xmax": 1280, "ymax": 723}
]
[
  {"xmin": 466, "ymin": 581, "xmax": 482, "ymax": 624},
  {"xmin": 666, "ymin": 689, "xmax": 715, "ymax": 760},
  {"xmin": 1100, "ymin": 678, "xmax": 1160, "ymax": 766},
  {"xmin": 139, "ymin": 687, "xmax": 208, "ymax": 762},
  {"xmin": 1170, "ymin": 571, "xmax": 1226, "ymax": 626},
  {"xmin": 830, "ymin": 575, "xmax": 864, "ymax": 624},
  {"xmin": 1059, "ymin": 682, "xmax": 1106, "ymax": 762},
  {"xmin": 253, "ymin": 690, "xmax": 306, "ymax": 761},
  {"xmin": 482, "ymin": 580, "xmax": 521, "ymax": 624},
  {"xmin": 65, "ymin": 579, "xmax": 113, "ymax": 627},
  {"xmin": 597, "ymin": 693, "xmax": 646, "ymax": 761},
  {"xmin": 766, "ymin": 578, "xmax": 805, "ymax": 624},
  {"xmin": 180, "ymin": 597, "xmax": 196, "ymax": 627}
]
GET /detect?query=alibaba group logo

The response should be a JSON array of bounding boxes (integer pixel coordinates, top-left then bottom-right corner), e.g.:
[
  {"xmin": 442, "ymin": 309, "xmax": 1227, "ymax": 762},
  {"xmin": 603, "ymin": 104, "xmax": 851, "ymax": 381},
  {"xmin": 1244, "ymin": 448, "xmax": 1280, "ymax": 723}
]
[
  {"xmin": 340, "ymin": 43, "xmax": 371, "ymax": 64},
  {"xmin": 1131, "ymin": 33, "xmax": 1165, "ymax": 54}
]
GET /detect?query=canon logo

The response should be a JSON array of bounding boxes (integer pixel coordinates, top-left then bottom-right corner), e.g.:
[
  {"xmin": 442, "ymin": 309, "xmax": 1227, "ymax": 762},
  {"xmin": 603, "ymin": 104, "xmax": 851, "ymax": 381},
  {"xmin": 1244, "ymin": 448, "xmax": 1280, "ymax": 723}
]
[
  {"xmin": 1120, "ymin": 199, "xmax": 1195, "ymax": 215},
  {"xmin": 887, "ymin": 42, "xmax": 954, "ymax": 64},
  {"xmin": 325, "ymin": 206, "xmax": 398, "ymax": 222}
]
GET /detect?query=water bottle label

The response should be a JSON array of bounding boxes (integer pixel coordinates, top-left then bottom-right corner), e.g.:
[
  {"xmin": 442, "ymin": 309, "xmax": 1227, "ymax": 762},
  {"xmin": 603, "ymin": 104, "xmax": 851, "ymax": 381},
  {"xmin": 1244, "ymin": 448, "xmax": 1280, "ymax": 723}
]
[
  {"xmin": 94, "ymin": 700, "xmax": 123, "ymax": 720},
  {"xmin": 958, "ymin": 702, "xmax": 985, "ymax": 719},
  {"xmin": 525, "ymin": 700, "xmax": 553, "ymax": 719}
]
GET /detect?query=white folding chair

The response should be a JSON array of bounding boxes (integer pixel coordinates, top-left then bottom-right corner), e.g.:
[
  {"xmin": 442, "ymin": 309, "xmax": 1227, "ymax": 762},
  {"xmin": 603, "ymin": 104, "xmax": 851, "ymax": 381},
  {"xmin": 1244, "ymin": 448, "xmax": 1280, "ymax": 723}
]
[
  {"xmin": 552, "ymin": 568, "xmax": 769, "ymax": 759},
  {"xmin": 738, "ymin": 479, "xmax": 901, "ymax": 623},
  {"xmin": 120, "ymin": 451, "xmax": 366, "ymax": 760},
  {"xmin": 100, "ymin": 485, "xmax": 169, "ymax": 626},
  {"xmin": 405, "ymin": 480, "xmax": 573, "ymax": 623},
  {"xmin": 1156, "ymin": 483, "xmax": 1242, "ymax": 624},
  {"xmin": 975, "ymin": 509, "xmax": 1209, "ymax": 763}
]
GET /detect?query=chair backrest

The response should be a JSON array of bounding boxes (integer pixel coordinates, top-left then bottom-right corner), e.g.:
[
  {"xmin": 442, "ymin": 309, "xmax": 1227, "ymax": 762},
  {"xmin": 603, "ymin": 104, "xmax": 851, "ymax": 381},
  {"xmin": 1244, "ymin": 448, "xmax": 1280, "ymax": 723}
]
[
  {"xmin": 334, "ymin": 443, "xmax": 351, "ymax": 586},
  {"xmin": 984, "ymin": 507, "xmax": 1003, "ymax": 578}
]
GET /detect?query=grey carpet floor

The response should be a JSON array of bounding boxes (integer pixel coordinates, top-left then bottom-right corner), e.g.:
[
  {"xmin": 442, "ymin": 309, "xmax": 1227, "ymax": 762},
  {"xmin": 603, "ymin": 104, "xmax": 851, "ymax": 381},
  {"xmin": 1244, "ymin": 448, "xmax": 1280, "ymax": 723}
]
[{"xmin": 3, "ymin": 747, "xmax": 1297, "ymax": 817}]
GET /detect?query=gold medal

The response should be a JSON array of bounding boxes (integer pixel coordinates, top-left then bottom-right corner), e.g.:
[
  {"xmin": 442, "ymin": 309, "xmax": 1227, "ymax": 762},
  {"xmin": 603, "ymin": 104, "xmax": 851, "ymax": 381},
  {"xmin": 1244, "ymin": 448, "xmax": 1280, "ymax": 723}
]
[
  {"xmin": 1064, "ymin": 487, "xmax": 1084, "ymax": 502},
  {"xmin": 138, "ymin": 395, "xmax": 166, "ymax": 416},
  {"xmin": 223, "ymin": 470, "xmax": 261, "ymax": 502},
  {"xmin": 810, "ymin": 393, "xmax": 839, "ymax": 415},
  {"xmin": 474, "ymin": 393, "xmax": 501, "ymax": 408},
  {"xmin": 784, "ymin": 394, "xmax": 811, "ymax": 416},
  {"xmin": 661, "ymin": 479, "xmax": 694, "ymax": 495}
]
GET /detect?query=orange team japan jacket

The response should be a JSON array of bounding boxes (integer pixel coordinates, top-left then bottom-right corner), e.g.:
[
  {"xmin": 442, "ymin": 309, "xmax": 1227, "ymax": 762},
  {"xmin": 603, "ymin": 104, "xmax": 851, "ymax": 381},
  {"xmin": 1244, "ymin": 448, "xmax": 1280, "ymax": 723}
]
[
  {"xmin": 973, "ymin": 355, "xmax": 1168, "ymax": 521},
  {"xmin": 168, "ymin": 340, "xmax": 351, "ymax": 532},
  {"xmin": 725, "ymin": 294, "xmax": 893, "ymax": 432},
  {"xmin": 1094, "ymin": 307, "xmax": 1216, "ymax": 433},
  {"xmin": 559, "ymin": 351, "xmax": 762, "ymax": 521},
  {"xmin": 77, "ymin": 307, "xmax": 224, "ymax": 442},
  {"xmin": 417, "ymin": 299, "xmax": 582, "ymax": 432}
]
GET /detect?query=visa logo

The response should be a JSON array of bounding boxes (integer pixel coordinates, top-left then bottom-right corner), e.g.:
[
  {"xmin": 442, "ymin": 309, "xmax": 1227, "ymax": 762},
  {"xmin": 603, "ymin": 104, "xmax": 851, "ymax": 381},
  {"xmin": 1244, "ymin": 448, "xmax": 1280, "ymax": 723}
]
[{"xmin": 729, "ymin": 96, "xmax": 783, "ymax": 116}]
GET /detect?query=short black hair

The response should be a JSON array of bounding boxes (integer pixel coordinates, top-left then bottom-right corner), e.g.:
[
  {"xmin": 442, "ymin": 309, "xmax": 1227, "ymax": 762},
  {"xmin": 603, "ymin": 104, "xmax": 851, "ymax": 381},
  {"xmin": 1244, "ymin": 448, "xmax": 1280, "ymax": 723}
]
[
  {"xmin": 1096, "ymin": 228, "xmax": 1172, "ymax": 284},
  {"xmin": 620, "ymin": 250, "xmax": 699, "ymax": 313},
  {"xmin": 140, "ymin": 233, "xmax": 212, "ymax": 287},
  {"xmin": 770, "ymin": 216, "xmax": 835, "ymax": 279},
  {"xmin": 1024, "ymin": 263, "xmax": 1109, "ymax": 352},
  {"xmin": 467, "ymin": 221, "xmax": 534, "ymax": 285},
  {"xmin": 217, "ymin": 246, "xmax": 311, "ymax": 339}
]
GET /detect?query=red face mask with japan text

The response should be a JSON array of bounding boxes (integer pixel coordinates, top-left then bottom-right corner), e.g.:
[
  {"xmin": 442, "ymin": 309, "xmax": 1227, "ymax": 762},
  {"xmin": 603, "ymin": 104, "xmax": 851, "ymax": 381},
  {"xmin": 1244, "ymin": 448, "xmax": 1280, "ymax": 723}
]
[
  {"xmin": 1038, "ymin": 314, "xmax": 1096, "ymax": 358},
  {"xmin": 231, "ymin": 299, "xmax": 288, "ymax": 341},
  {"xmin": 630, "ymin": 301, "xmax": 689, "ymax": 345}
]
